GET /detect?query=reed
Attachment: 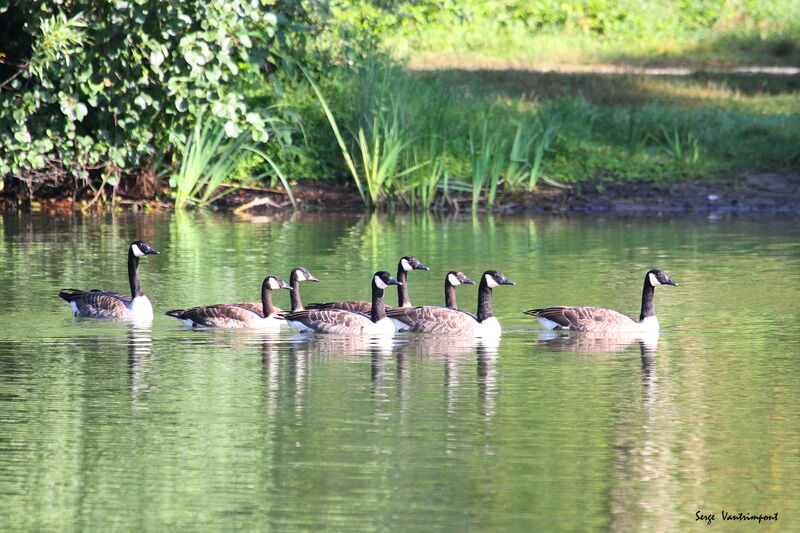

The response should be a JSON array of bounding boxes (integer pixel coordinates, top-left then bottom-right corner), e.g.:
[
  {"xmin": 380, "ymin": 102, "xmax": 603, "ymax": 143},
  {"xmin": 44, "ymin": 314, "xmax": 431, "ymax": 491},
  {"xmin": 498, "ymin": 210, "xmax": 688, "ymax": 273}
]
[
  {"xmin": 293, "ymin": 60, "xmax": 798, "ymax": 211},
  {"xmin": 170, "ymin": 115, "xmax": 250, "ymax": 210},
  {"xmin": 657, "ymin": 127, "xmax": 701, "ymax": 165},
  {"xmin": 467, "ymin": 120, "xmax": 505, "ymax": 210}
]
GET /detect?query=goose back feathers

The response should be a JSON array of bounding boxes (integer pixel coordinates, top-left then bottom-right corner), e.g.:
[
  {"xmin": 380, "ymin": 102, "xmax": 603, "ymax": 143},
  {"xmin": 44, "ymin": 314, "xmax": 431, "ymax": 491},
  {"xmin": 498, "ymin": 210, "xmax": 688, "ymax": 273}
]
[
  {"xmin": 285, "ymin": 271, "xmax": 400, "ymax": 335},
  {"xmin": 524, "ymin": 269, "xmax": 677, "ymax": 332},
  {"xmin": 59, "ymin": 240, "xmax": 160, "ymax": 320},
  {"xmin": 166, "ymin": 275, "xmax": 291, "ymax": 328},
  {"xmin": 236, "ymin": 267, "xmax": 318, "ymax": 315},
  {"xmin": 388, "ymin": 270, "xmax": 514, "ymax": 336},
  {"xmin": 306, "ymin": 256, "xmax": 428, "ymax": 314},
  {"xmin": 387, "ymin": 270, "xmax": 474, "ymax": 332}
]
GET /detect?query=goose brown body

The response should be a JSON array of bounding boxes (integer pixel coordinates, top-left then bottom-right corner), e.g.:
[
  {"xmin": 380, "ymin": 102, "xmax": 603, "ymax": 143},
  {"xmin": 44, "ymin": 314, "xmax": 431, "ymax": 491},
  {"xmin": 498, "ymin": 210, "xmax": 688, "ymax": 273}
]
[
  {"xmin": 387, "ymin": 270, "xmax": 515, "ymax": 336},
  {"xmin": 166, "ymin": 275, "xmax": 291, "ymax": 329},
  {"xmin": 306, "ymin": 256, "xmax": 428, "ymax": 315},
  {"xmin": 59, "ymin": 240, "xmax": 160, "ymax": 320},
  {"xmin": 524, "ymin": 269, "xmax": 677, "ymax": 332},
  {"xmin": 59, "ymin": 289, "xmax": 141, "ymax": 319},
  {"xmin": 285, "ymin": 271, "xmax": 400, "ymax": 335},
  {"xmin": 524, "ymin": 306, "xmax": 645, "ymax": 332},
  {"xmin": 236, "ymin": 267, "xmax": 318, "ymax": 315},
  {"xmin": 386, "ymin": 271, "xmax": 475, "ymax": 332}
]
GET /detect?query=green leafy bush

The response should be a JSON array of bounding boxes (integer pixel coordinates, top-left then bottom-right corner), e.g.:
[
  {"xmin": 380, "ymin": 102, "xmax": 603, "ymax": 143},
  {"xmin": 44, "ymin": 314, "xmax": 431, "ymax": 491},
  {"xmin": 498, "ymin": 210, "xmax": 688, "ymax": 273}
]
[{"xmin": 0, "ymin": 0, "xmax": 291, "ymax": 196}]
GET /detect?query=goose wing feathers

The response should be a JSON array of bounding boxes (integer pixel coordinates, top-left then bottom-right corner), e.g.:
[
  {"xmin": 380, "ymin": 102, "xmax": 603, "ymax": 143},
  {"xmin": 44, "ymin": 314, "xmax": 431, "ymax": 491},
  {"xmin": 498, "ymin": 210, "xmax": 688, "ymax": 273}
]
[
  {"xmin": 284, "ymin": 309, "xmax": 374, "ymax": 334},
  {"xmin": 387, "ymin": 306, "xmax": 479, "ymax": 334},
  {"xmin": 524, "ymin": 306, "xmax": 636, "ymax": 332},
  {"xmin": 59, "ymin": 289, "xmax": 133, "ymax": 319},
  {"xmin": 230, "ymin": 302, "xmax": 284, "ymax": 315},
  {"xmin": 305, "ymin": 301, "xmax": 373, "ymax": 314},
  {"xmin": 165, "ymin": 304, "xmax": 266, "ymax": 328}
]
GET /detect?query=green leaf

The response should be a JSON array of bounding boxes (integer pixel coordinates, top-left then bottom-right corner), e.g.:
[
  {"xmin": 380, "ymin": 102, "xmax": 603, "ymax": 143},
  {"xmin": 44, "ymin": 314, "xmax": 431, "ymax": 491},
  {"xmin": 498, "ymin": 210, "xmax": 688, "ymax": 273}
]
[
  {"xmin": 224, "ymin": 120, "xmax": 242, "ymax": 138},
  {"xmin": 13, "ymin": 128, "xmax": 31, "ymax": 144}
]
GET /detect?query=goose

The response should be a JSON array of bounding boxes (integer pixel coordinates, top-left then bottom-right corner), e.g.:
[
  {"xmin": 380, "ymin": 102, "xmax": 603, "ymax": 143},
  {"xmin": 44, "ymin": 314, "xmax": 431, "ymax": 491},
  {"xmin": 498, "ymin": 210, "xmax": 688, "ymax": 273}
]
[
  {"xmin": 236, "ymin": 267, "xmax": 319, "ymax": 314},
  {"xmin": 387, "ymin": 270, "xmax": 515, "ymax": 336},
  {"xmin": 523, "ymin": 269, "xmax": 677, "ymax": 332},
  {"xmin": 284, "ymin": 271, "xmax": 401, "ymax": 335},
  {"xmin": 59, "ymin": 240, "xmax": 160, "ymax": 320},
  {"xmin": 165, "ymin": 275, "xmax": 292, "ymax": 329},
  {"xmin": 386, "ymin": 270, "xmax": 475, "ymax": 331},
  {"xmin": 306, "ymin": 256, "xmax": 428, "ymax": 314}
]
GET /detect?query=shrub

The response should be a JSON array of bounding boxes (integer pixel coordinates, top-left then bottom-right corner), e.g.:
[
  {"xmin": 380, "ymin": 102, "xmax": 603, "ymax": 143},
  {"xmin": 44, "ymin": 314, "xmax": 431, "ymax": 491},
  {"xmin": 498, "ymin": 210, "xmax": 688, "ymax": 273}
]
[{"xmin": 0, "ymin": 0, "xmax": 292, "ymax": 197}]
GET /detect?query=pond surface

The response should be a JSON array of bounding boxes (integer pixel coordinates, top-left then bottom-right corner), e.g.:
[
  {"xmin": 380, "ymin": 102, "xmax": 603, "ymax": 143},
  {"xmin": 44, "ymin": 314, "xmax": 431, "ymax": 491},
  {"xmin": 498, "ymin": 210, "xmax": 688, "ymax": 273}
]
[{"xmin": 1, "ymin": 211, "xmax": 798, "ymax": 531}]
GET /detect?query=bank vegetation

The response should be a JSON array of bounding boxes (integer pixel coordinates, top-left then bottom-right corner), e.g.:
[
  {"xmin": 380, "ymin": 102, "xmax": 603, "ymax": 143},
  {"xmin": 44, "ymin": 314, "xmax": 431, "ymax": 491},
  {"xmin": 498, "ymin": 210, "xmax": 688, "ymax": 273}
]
[{"xmin": 1, "ymin": 0, "xmax": 798, "ymax": 212}]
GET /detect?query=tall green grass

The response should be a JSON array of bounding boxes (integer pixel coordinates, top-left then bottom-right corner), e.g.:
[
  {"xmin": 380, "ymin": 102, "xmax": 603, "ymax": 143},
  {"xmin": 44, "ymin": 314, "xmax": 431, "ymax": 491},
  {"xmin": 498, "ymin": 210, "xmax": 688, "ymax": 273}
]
[
  {"xmin": 169, "ymin": 114, "xmax": 295, "ymax": 210},
  {"xmin": 305, "ymin": 65, "xmax": 566, "ymax": 210},
  {"xmin": 170, "ymin": 116, "xmax": 249, "ymax": 210},
  {"xmin": 295, "ymin": 62, "xmax": 800, "ymax": 211}
]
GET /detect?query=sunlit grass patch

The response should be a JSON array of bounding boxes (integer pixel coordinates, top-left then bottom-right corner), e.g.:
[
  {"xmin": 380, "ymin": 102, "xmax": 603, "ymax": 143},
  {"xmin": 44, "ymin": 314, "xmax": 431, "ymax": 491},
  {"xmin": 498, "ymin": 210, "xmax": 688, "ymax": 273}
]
[{"xmin": 290, "ymin": 57, "xmax": 799, "ymax": 211}]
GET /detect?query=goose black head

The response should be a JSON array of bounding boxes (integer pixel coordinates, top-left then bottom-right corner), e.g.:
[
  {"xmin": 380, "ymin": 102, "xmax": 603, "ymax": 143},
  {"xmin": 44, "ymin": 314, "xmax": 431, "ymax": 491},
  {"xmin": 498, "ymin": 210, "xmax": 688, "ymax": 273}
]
[
  {"xmin": 264, "ymin": 275, "xmax": 292, "ymax": 291},
  {"xmin": 400, "ymin": 256, "xmax": 430, "ymax": 272},
  {"xmin": 646, "ymin": 269, "xmax": 677, "ymax": 287},
  {"xmin": 447, "ymin": 271, "xmax": 475, "ymax": 286},
  {"xmin": 482, "ymin": 270, "xmax": 516, "ymax": 288},
  {"xmin": 130, "ymin": 241, "xmax": 160, "ymax": 257},
  {"xmin": 292, "ymin": 266, "xmax": 319, "ymax": 283},
  {"xmin": 373, "ymin": 271, "xmax": 401, "ymax": 289}
]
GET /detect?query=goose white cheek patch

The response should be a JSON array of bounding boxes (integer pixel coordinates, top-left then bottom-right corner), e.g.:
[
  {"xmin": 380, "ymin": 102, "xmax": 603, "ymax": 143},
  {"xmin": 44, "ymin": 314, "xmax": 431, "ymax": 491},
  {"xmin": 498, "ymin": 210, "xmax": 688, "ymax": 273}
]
[
  {"xmin": 131, "ymin": 244, "xmax": 145, "ymax": 257},
  {"xmin": 401, "ymin": 258, "xmax": 412, "ymax": 272},
  {"xmin": 648, "ymin": 273, "xmax": 661, "ymax": 286},
  {"xmin": 485, "ymin": 274, "xmax": 499, "ymax": 288},
  {"xmin": 448, "ymin": 273, "xmax": 460, "ymax": 286},
  {"xmin": 296, "ymin": 271, "xmax": 308, "ymax": 281},
  {"xmin": 374, "ymin": 275, "xmax": 388, "ymax": 289},
  {"xmin": 268, "ymin": 278, "xmax": 281, "ymax": 290}
]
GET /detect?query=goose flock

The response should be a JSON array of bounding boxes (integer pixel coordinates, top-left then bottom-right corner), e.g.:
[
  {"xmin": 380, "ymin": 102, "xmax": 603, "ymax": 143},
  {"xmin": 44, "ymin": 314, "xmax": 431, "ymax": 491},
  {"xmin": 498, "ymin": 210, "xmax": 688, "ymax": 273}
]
[{"xmin": 59, "ymin": 241, "xmax": 677, "ymax": 336}]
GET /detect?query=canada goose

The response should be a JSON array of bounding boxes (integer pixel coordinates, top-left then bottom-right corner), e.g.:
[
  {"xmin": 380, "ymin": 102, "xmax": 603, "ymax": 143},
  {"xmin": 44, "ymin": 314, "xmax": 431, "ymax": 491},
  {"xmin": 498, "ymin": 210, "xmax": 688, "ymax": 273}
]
[
  {"xmin": 386, "ymin": 270, "xmax": 475, "ymax": 331},
  {"xmin": 306, "ymin": 256, "xmax": 428, "ymax": 314},
  {"xmin": 284, "ymin": 271, "xmax": 401, "ymax": 335},
  {"xmin": 387, "ymin": 270, "xmax": 515, "ymax": 336},
  {"xmin": 59, "ymin": 240, "xmax": 160, "ymax": 320},
  {"xmin": 165, "ymin": 275, "xmax": 292, "ymax": 329},
  {"xmin": 236, "ymin": 266, "xmax": 319, "ymax": 314},
  {"xmin": 523, "ymin": 269, "xmax": 677, "ymax": 332}
]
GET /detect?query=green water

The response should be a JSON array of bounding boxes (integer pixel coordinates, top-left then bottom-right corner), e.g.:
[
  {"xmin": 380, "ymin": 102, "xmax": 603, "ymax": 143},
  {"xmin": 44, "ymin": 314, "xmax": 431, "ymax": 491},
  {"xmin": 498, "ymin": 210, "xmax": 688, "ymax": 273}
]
[{"xmin": 1, "ymin": 212, "xmax": 798, "ymax": 532}]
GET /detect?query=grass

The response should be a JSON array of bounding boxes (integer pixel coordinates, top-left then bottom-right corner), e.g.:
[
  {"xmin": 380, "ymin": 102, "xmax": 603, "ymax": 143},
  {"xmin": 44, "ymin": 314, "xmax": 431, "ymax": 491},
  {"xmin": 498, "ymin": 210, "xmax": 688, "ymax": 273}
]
[
  {"xmin": 170, "ymin": 116, "xmax": 245, "ymax": 210},
  {"xmin": 382, "ymin": 0, "xmax": 800, "ymax": 70},
  {"xmin": 293, "ymin": 60, "xmax": 798, "ymax": 211},
  {"xmin": 275, "ymin": 1, "xmax": 800, "ymax": 212},
  {"xmin": 169, "ymin": 114, "xmax": 296, "ymax": 210}
]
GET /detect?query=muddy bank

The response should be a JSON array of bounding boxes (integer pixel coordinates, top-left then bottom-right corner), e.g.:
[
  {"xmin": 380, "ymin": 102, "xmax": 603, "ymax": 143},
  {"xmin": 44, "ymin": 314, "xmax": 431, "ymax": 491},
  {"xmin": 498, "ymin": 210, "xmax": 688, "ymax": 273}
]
[
  {"xmin": 232, "ymin": 173, "xmax": 800, "ymax": 216},
  {"xmin": 508, "ymin": 172, "xmax": 800, "ymax": 215},
  {"xmin": 2, "ymin": 173, "xmax": 799, "ymax": 216}
]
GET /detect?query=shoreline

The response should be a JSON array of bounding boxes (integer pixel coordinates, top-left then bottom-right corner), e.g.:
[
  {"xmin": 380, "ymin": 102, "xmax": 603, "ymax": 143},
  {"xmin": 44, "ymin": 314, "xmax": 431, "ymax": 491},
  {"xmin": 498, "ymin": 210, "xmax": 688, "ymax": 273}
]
[{"xmin": 2, "ymin": 172, "xmax": 798, "ymax": 217}]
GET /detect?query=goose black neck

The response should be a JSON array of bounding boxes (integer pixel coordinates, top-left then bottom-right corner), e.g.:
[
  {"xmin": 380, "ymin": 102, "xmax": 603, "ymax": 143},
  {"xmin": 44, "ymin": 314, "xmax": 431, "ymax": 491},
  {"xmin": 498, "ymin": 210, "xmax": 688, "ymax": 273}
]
[
  {"xmin": 476, "ymin": 278, "xmax": 494, "ymax": 322},
  {"xmin": 371, "ymin": 284, "xmax": 387, "ymax": 323},
  {"xmin": 128, "ymin": 249, "xmax": 143, "ymax": 297},
  {"xmin": 290, "ymin": 273, "xmax": 303, "ymax": 312},
  {"xmin": 396, "ymin": 265, "xmax": 410, "ymax": 307},
  {"xmin": 261, "ymin": 282, "xmax": 275, "ymax": 318},
  {"xmin": 444, "ymin": 279, "xmax": 457, "ymax": 308},
  {"xmin": 639, "ymin": 279, "xmax": 656, "ymax": 321}
]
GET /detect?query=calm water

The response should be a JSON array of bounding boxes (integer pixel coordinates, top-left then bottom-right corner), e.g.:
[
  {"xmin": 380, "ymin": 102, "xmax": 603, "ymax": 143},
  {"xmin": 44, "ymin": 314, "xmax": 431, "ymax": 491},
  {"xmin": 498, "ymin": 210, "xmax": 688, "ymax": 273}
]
[{"xmin": 0, "ymin": 211, "xmax": 798, "ymax": 532}]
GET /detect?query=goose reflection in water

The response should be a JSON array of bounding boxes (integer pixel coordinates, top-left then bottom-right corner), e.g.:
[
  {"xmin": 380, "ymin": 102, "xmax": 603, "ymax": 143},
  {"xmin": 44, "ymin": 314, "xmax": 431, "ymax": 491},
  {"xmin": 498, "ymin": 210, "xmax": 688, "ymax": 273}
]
[
  {"xmin": 536, "ymin": 329, "xmax": 660, "ymax": 362},
  {"xmin": 127, "ymin": 323, "xmax": 153, "ymax": 411}
]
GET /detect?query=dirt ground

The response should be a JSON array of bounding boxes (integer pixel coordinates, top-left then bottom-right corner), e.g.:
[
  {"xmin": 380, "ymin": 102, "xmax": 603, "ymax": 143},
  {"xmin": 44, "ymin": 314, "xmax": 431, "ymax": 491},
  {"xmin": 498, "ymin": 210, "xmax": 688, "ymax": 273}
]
[
  {"xmin": 2, "ymin": 172, "xmax": 798, "ymax": 216},
  {"xmin": 223, "ymin": 172, "xmax": 800, "ymax": 216}
]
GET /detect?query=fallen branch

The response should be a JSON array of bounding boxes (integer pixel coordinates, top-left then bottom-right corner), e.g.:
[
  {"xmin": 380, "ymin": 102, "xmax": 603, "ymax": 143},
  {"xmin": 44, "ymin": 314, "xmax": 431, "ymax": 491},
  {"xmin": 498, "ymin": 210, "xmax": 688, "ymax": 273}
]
[
  {"xmin": 233, "ymin": 196, "xmax": 292, "ymax": 215},
  {"xmin": 215, "ymin": 183, "xmax": 289, "ymax": 194}
]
